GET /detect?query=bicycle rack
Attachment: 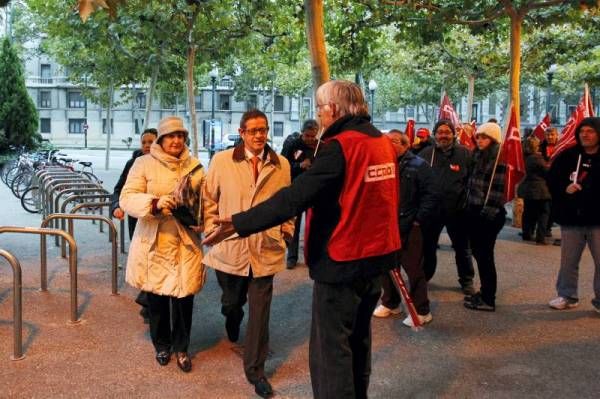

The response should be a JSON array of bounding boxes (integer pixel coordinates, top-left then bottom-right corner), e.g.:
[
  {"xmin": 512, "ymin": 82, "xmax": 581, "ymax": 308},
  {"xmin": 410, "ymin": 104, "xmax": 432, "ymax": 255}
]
[
  {"xmin": 0, "ymin": 226, "xmax": 80, "ymax": 324},
  {"xmin": 0, "ymin": 249, "xmax": 24, "ymax": 361},
  {"xmin": 43, "ymin": 214, "xmax": 119, "ymax": 296},
  {"xmin": 42, "ymin": 177, "xmax": 93, "ymax": 222},
  {"xmin": 51, "ymin": 189, "xmax": 108, "ymax": 246},
  {"xmin": 58, "ymin": 194, "xmax": 111, "ymax": 245},
  {"xmin": 69, "ymin": 201, "xmax": 126, "ymax": 254}
]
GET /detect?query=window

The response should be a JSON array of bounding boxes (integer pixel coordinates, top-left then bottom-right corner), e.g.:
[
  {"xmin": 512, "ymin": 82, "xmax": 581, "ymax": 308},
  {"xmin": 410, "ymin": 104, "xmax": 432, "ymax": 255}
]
[
  {"xmin": 136, "ymin": 92, "xmax": 146, "ymax": 109},
  {"xmin": 302, "ymin": 98, "xmax": 311, "ymax": 118},
  {"xmin": 68, "ymin": 91, "xmax": 85, "ymax": 108},
  {"xmin": 219, "ymin": 94, "xmax": 230, "ymax": 110},
  {"xmin": 40, "ymin": 64, "xmax": 52, "ymax": 84},
  {"xmin": 40, "ymin": 118, "xmax": 51, "ymax": 133},
  {"xmin": 247, "ymin": 94, "xmax": 258, "ymax": 110},
  {"xmin": 488, "ymin": 94, "xmax": 496, "ymax": 115},
  {"xmin": 134, "ymin": 119, "xmax": 145, "ymax": 135},
  {"xmin": 472, "ymin": 104, "xmax": 479, "ymax": 123},
  {"xmin": 274, "ymin": 95, "xmax": 284, "ymax": 112},
  {"xmin": 194, "ymin": 95, "xmax": 202, "ymax": 110},
  {"xmin": 406, "ymin": 107, "xmax": 415, "ymax": 118},
  {"xmin": 69, "ymin": 119, "xmax": 85, "ymax": 134},
  {"xmin": 273, "ymin": 121, "xmax": 284, "ymax": 137},
  {"xmin": 39, "ymin": 91, "xmax": 51, "ymax": 108},
  {"xmin": 102, "ymin": 118, "xmax": 114, "ymax": 134}
]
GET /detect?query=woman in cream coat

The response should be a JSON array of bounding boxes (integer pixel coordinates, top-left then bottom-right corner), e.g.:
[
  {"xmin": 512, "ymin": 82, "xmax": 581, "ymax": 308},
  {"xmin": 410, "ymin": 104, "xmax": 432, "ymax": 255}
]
[{"xmin": 120, "ymin": 116, "xmax": 205, "ymax": 373}]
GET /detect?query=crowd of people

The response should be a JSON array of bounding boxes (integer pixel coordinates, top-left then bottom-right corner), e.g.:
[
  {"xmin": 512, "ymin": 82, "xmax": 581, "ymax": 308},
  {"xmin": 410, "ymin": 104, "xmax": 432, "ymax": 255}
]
[{"xmin": 111, "ymin": 80, "xmax": 600, "ymax": 399}]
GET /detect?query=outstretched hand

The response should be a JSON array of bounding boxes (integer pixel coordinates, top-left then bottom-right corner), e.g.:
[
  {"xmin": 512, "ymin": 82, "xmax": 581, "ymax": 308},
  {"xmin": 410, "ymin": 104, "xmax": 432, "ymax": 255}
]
[{"xmin": 202, "ymin": 216, "xmax": 235, "ymax": 246}]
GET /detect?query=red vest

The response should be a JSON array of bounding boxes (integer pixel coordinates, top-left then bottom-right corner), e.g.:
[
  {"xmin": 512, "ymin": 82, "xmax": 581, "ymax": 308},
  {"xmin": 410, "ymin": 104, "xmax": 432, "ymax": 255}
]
[{"xmin": 325, "ymin": 131, "xmax": 401, "ymax": 261}]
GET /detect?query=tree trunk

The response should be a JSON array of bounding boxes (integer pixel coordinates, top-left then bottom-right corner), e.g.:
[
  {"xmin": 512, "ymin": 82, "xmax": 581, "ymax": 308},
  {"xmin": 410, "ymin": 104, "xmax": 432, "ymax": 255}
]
[
  {"xmin": 104, "ymin": 83, "xmax": 114, "ymax": 170},
  {"xmin": 186, "ymin": 44, "xmax": 198, "ymax": 155},
  {"xmin": 508, "ymin": 15, "xmax": 522, "ymax": 130},
  {"xmin": 304, "ymin": 0, "xmax": 330, "ymax": 95},
  {"xmin": 466, "ymin": 75, "xmax": 475, "ymax": 122},
  {"xmin": 143, "ymin": 59, "xmax": 160, "ymax": 131}
]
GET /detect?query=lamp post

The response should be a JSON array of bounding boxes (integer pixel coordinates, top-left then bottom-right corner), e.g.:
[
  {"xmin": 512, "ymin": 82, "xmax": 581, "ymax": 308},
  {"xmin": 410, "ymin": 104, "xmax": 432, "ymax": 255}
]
[
  {"xmin": 209, "ymin": 66, "xmax": 219, "ymax": 157},
  {"xmin": 83, "ymin": 75, "xmax": 88, "ymax": 148},
  {"xmin": 368, "ymin": 79, "xmax": 377, "ymax": 122},
  {"xmin": 546, "ymin": 64, "xmax": 557, "ymax": 122}
]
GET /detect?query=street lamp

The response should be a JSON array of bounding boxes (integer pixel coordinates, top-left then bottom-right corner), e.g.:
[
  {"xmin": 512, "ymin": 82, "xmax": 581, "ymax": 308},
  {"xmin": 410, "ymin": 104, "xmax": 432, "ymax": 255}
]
[
  {"xmin": 546, "ymin": 64, "xmax": 558, "ymax": 121},
  {"xmin": 368, "ymin": 79, "xmax": 377, "ymax": 121},
  {"xmin": 209, "ymin": 66, "xmax": 219, "ymax": 157}
]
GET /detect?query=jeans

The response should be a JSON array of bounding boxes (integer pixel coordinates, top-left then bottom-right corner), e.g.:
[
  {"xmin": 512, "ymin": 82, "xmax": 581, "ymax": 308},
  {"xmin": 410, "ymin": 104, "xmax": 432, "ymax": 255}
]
[{"xmin": 556, "ymin": 226, "xmax": 600, "ymax": 308}]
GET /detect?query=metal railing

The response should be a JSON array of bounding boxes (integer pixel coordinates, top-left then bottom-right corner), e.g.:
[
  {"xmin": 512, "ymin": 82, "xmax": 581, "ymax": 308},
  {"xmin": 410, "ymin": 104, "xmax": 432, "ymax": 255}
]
[
  {"xmin": 70, "ymin": 201, "xmax": 127, "ymax": 254},
  {"xmin": 0, "ymin": 226, "xmax": 80, "ymax": 324},
  {"xmin": 0, "ymin": 249, "xmax": 24, "ymax": 361},
  {"xmin": 42, "ymin": 214, "xmax": 119, "ymax": 296}
]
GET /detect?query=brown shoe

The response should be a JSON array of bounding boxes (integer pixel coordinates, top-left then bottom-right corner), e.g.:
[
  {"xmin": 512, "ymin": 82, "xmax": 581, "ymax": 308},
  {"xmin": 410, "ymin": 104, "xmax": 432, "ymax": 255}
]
[{"xmin": 176, "ymin": 352, "xmax": 192, "ymax": 373}]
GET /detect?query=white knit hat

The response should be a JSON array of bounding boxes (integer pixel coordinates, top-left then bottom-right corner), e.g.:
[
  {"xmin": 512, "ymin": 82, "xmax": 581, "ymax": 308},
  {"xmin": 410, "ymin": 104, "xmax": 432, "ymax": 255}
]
[
  {"xmin": 157, "ymin": 116, "xmax": 188, "ymax": 141},
  {"xmin": 476, "ymin": 122, "xmax": 502, "ymax": 143}
]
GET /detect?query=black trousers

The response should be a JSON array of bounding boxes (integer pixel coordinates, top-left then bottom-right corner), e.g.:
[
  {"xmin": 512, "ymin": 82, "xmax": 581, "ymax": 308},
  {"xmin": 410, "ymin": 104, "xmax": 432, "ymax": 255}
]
[
  {"xmin": 422, "ymin": 213, "xmax": 474, "ymax": 286},
  {"xmin": 286, "ymin": 213, "xmax": 303, "ymax": 264},
  {"xmin": 380, "ymin": 225, "xmax": 430, "ymax": 315},
  {"xmin": 146, "ymin": 292, "xmax": 194, "ymax": 353},
  {"xmin": 467, "ymin": 210, "xmax": 505, "ymax": 306},
  {"xmin": 310, "ymin": 276, "xmax": 381, "ymax": 399},
  {"xmin": 522, "ymin": 199, "xmax": 551, "ymax": 242},
  {"xmin": 215, "ymin": 270, "xmax": 274, "ymax": 383}
]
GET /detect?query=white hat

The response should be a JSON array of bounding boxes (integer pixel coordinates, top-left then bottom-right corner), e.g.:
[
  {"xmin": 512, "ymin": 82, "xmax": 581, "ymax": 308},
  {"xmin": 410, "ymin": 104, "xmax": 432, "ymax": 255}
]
[
  {"xmin": 476, "ymin": 122, "xmax": 502, "ymax": 143},
  {"xmin": 157, "ymin": 116, "xmax": 188, "ymax": 141}
]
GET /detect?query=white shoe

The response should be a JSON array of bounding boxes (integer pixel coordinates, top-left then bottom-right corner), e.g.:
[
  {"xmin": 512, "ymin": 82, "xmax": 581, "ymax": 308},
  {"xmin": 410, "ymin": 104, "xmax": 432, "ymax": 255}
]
[
  {"xmin": 373, "ymin": 304, "xmax": 402, "ymax": 318},
  {"xmin": 402, "ymin": 313, "xmax": 433, "ymax": 327},
  {"xmin": 548, "ymin": 296, "xmax": 579, "ymax": 310}
]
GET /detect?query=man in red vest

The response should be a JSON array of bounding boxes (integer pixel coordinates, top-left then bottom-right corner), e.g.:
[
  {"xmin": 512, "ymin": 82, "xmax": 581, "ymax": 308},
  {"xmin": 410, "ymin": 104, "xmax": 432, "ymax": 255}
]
[{"xmin": 203, "ymin": 80, "xmax": 401, "ymax": 399}]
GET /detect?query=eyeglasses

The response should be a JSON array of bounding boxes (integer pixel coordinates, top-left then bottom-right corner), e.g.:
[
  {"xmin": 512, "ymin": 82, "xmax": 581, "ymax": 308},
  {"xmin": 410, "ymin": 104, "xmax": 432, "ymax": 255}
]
[
  {"xmin": 243, "ymin": 127, "xmax": 269, "ymax": 136},
  {"xmin": 316, "ymin": 103, "xmax": 332, "ymax": 111}
]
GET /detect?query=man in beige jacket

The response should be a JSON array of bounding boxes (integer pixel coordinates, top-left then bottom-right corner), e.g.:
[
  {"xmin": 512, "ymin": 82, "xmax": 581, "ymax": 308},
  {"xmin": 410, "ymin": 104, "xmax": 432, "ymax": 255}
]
[{"xmin": 203, "ymin": 109, "xmax": 293, "ymax": 398}]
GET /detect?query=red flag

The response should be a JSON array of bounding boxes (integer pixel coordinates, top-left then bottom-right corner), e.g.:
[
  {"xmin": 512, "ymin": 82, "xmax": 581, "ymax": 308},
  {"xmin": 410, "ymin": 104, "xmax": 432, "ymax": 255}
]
[
  {"xmin": 500, "ymin": 105, "xmax": 525, "ymax": 203},
  {"xmin": 404, "ymin": 119, "xmax": 415, "ymax": 145},
  {"xmin": 457, "ymin": 121, "xmax": 476, "ymax": 150},
  {"xmin": 551, "ymin": 85, "xmax": 595, "ymax": 161},
  {"xmin": 437, "ymin": 92, "xmax": 463, "ymax": 130},
  {"xmin": 532, "ymin": 113, "xmax": 551, "ymax": 141}
]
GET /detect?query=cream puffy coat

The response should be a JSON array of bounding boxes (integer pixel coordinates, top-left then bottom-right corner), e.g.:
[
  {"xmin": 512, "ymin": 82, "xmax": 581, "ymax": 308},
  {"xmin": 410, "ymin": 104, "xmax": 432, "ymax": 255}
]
[
  {"xmin": 120, "ymin": 143, "xmax": 206, "ymax": 298},
  {"xmin": 203, "ymin": 145, "xmax": 294, "ymax": 277}
]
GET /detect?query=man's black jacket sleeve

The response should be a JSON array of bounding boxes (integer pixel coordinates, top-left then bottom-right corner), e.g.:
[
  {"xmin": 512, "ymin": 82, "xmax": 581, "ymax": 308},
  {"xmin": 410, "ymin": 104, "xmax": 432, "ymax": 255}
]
[{"xmin": 233, "ymin": 141, "xmax": 345, "ymax": 236}]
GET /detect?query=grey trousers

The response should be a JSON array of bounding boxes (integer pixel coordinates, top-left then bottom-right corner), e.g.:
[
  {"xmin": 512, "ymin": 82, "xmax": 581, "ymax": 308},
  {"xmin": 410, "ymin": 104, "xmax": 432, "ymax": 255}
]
[{"xmin": 556, "ymin": 226, "xmax": 600, "ymax": 309}]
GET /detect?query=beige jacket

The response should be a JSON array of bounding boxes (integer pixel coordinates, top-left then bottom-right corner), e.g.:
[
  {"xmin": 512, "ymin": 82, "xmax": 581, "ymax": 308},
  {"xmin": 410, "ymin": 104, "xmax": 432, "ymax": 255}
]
[
  {"xmin": 203, "ymin": 144, "xmax": 294, "ymax": 277},
  {"xmin": 120, "ymin": 143, "xmax": 206, "ymax": 298}
]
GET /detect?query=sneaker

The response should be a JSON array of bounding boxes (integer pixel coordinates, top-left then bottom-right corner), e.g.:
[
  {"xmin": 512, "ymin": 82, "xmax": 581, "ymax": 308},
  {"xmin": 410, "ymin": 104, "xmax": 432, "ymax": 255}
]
[
  {"xmin": 402, "ymin": 313, "xmax": 433, "ymax": 327},
  {"xmin": 373, "ymin": 304, "xmax": 402, "ymax": 318},
  {"xmin": 548, "ymin": 296, "xmax": 578, "ymax": 310}
]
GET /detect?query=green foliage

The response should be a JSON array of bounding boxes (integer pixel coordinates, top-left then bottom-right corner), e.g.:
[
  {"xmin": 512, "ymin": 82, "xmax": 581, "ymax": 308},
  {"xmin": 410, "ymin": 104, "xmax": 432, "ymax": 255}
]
[{"xmin": 0, "ymin": 38, "xmax": 40, "ymax": 152}]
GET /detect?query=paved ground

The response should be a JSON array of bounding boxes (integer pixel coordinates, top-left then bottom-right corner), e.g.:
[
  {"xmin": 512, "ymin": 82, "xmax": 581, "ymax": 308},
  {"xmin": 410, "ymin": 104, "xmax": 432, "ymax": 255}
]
[{"xmin": 1, "ymin": 151, "xmax": 599, "ymax": 398}]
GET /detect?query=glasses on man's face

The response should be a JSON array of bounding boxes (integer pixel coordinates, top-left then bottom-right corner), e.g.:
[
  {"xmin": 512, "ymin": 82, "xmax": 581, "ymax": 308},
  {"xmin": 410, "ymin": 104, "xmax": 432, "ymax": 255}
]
[{"xmin": 243, "ymin": 127, "xmax": 269, "ymax": 136}]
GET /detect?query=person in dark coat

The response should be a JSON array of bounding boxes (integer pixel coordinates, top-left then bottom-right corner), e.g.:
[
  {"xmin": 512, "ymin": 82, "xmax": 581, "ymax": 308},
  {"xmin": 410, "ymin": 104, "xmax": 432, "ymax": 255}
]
[
  {"xmin": 111, "ymin": 128, "xmax": 157, "ymax": 318},
  {"xmin": 547, "ymin": 117, "xmax": 600, "ymax": 312},
  {"xmin": 373, "ymin": 131, "xmax": 437, "ymax": 326},
  {"xmin": 281, "ymin": 119, "xmax": 319, "ymax": 268},
  {"xmin": 419, "ymin": 120, "xmax": 475, "ymax": 294},
  {"xmin": 517, "ymin": 136, "xmax": 551, "ymax": 244},
  {"xmin": 203, "ymin": 80, "xmax": 401, "ymax": 399},
  {"xmin": 463, "ymin": 123, "xmax": 507, "ymax": 312}
]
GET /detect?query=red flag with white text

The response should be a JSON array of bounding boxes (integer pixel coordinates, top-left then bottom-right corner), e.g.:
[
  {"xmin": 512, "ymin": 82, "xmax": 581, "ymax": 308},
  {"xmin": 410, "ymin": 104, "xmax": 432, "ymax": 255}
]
[
  {"xmin": 551, "ymin": 85, "xmax": 595, "ymax": 161},
  {"xmin": 532, "ymin": 113, "xmax": 551, "ymax": 141},
  {"xmin": 500, "ymin": 105, "xmax": 525, "ymax": 203},
  {"xmin": 437, "ymin": 92, "xmax": 463, "ymax": 130},
  {"xmin": 404, "ymin": 119, "xmax": 415, "ymax": 146}
]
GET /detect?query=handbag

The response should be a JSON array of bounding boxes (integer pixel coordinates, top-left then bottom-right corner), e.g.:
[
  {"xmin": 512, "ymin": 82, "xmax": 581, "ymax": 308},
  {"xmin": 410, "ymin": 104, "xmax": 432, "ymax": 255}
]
[{"xmin": 171, "ymin": 163, "xmax": 203, "ymax": 228}]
